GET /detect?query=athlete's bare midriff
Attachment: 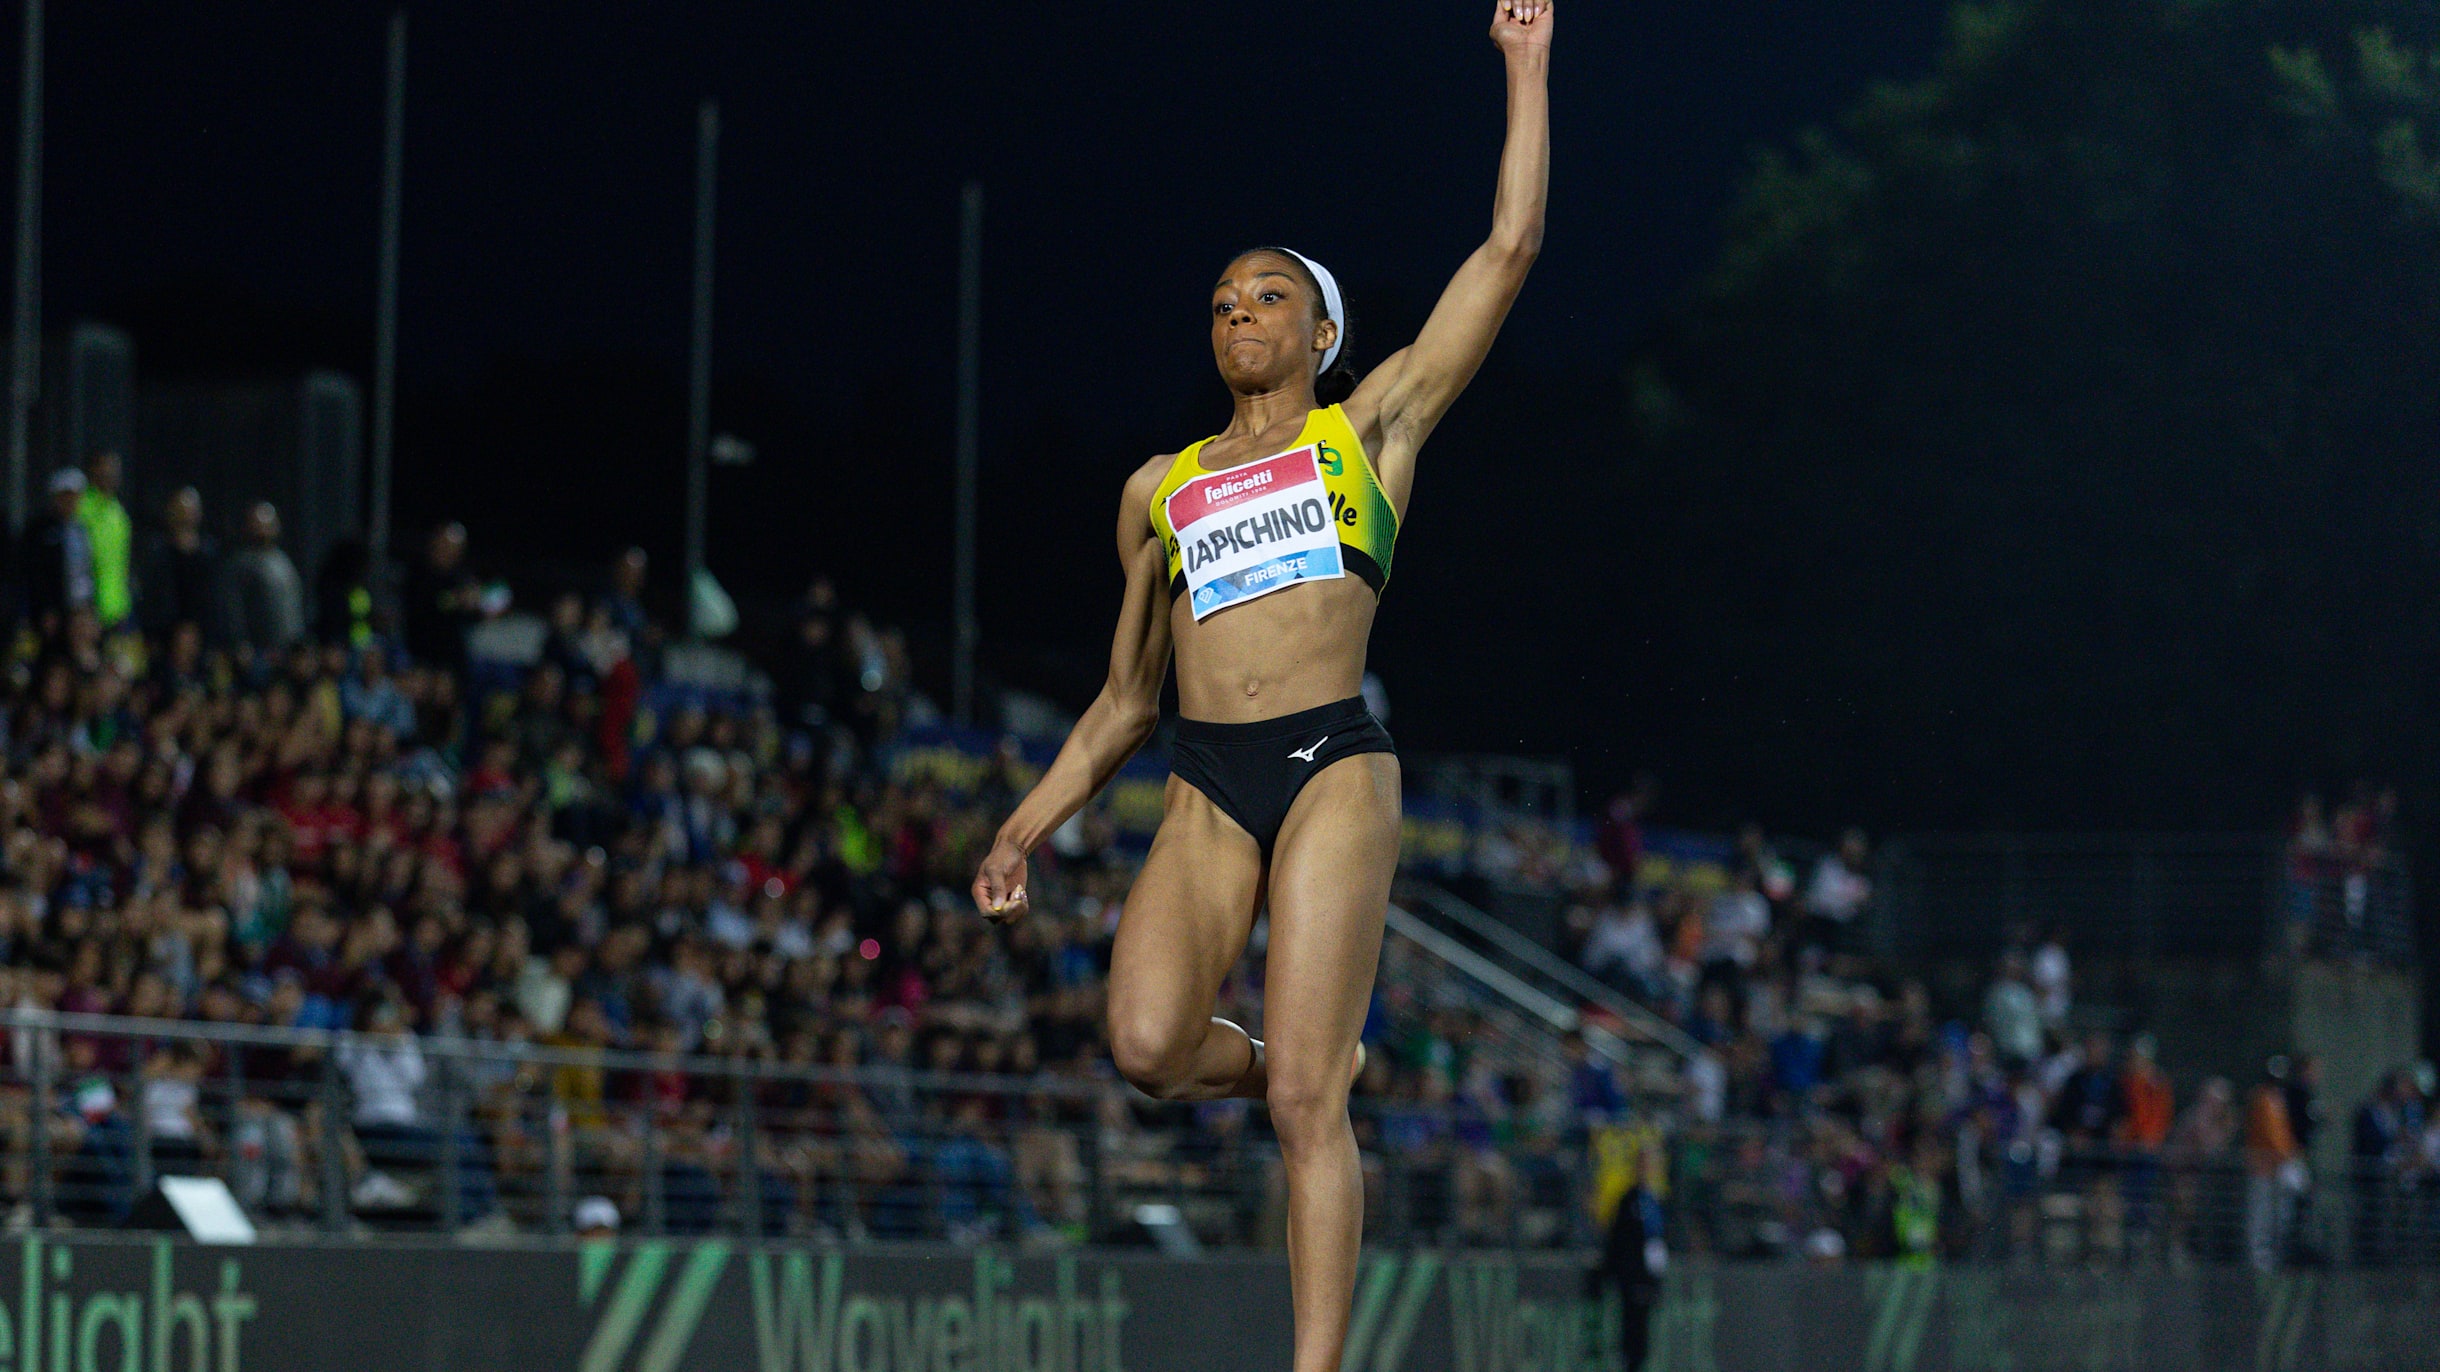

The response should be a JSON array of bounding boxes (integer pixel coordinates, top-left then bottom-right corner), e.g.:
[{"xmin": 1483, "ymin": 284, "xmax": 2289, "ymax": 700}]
[{"xmin": 1168, "ymin": 575, "xmax": 1378, "ymax": 723}]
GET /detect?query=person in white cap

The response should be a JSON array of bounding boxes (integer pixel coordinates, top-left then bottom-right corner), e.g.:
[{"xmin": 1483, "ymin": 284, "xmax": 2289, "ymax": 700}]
[
  {"xmin": 17, "ymin": 467, "xmax": 94, "ymax": 633},
  {"xmin": 973, "ymin": 5, "xmax": 1552, "ymax": 1369},
  {"xmin": 573, "ymin": 1196, "xmax": 621, "ymax": 1238}
]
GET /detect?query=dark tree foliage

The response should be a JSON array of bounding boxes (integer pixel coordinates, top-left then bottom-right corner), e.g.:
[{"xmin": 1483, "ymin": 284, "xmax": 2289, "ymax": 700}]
[{"xmin": 1631, "ymin": 0, "xmax": 2440, "ymax": 829}]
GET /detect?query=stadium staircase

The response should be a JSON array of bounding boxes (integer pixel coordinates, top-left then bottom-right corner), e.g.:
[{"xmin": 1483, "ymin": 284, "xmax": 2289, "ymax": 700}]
[{"xmin": 1385, "ymin": 879, "xmax": 1694, "ymax": 1105}]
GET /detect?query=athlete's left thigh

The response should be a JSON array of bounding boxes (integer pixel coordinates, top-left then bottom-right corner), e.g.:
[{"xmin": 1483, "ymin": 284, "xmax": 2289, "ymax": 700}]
[{"xmin": 1261, "ymin": 752, "xmax": 1402, "ymax": 1094}]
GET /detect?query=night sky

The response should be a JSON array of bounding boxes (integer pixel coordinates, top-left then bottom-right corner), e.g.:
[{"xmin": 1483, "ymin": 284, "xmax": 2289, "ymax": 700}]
[{"xmin": 13, "ymin": 2, "xmax": 1953, "ymax": 822}]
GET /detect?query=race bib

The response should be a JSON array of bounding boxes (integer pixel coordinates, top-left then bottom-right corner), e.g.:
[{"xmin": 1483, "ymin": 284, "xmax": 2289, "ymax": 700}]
[{"xmin": 1166, "ymin": 446, "xmax": 1345, "ymax": 620}]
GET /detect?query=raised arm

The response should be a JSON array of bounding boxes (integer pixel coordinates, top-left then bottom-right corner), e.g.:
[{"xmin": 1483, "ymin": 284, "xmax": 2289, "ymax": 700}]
[
  {"xmin": 972, "ymin": 461, "xmax": 1176, "ymax": 922},
  {"xmin": 1350, "ymin": 1, "xmax": 1552, "ymax": 504}
]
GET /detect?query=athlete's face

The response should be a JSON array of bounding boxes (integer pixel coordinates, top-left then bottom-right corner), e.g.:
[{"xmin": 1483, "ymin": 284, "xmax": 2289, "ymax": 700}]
[{"xmin": 1210, "ymin": 252, "xmax": 1337, "ymax": 393}]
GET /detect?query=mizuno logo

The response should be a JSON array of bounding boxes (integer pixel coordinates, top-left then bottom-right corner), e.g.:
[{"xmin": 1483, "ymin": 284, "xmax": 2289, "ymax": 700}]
[{"xmin": 1289, "ymin": 736, "xmax": 1328, "ymax": 762}]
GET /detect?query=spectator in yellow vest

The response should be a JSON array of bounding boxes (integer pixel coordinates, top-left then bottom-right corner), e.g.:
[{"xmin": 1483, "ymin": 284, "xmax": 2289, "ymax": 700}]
[{"xmin": 76, "ymin": 451, "xmax": 133, "ymax": 629}]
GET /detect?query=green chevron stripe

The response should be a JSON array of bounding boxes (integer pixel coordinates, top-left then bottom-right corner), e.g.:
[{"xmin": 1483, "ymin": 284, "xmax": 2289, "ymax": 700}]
[
  {"xmin": 1371, "ymin": 1251, "xmax": 1443, "ymax": 1372},
  {"xmin": 637, "ymin": 1241, "xmax": 734, "ymax": 1372},
  {"xmin": 1864, "ymin": 1269, "xmax": 1897, "ymax": 1371},
  {"xmin": 2276, "ymin": 1273, "xmax": 2314, "ymax": 1372},
  {"xmin": 2255, "ymin": 1274, "xmax": 2290, "ymax": 1372},
  {"xmin": 21, "ymin": 1235, "xmax": 38, "ymax": 1369},
  {"xmin": 1891, "ymin": 1268, "xmax": 1935, "ymax": 1372},
  {"xmin": 1864, "ymin": 1267, "xmax": 1936, "ymax": 1372},
  {"xmin": 580, "ymin": 1242, "xmax": 672, "ymax": 1372},
  {"xmin": 1341, "ymin": 1254, "xmax": 1403, "ymax": 1372},
  {"xmin": 581, "ymin": 1241, "xmax": 620, "ymax": 1307}
]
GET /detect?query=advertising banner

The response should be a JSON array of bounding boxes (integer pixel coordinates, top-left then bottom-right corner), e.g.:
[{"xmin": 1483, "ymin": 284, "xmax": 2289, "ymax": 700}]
[{"xmin": 11, "ymin": 1235, "xmax": 2440, "ymax": 1372}]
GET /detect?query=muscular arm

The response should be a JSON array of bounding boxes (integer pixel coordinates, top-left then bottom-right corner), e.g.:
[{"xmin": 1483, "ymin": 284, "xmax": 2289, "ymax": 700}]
[
  {"xmin": 973, "ymin": 461, "xmax": 1174, "ymax": 918},
  {"xmin": 1348, "ymin": 2, "xmax": 1552, "ymax": 506}
]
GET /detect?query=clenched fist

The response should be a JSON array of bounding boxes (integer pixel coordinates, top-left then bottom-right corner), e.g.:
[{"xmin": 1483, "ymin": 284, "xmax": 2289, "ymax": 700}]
[{"xmin": 971, "ymin": 836, "xmax": 1031, "ymax": 925}]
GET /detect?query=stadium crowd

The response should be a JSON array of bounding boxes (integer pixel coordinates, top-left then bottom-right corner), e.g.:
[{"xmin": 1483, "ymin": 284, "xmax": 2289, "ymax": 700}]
[
  {"xmin": 0, "ymin": 450, "xmax": 2425, "ymax": 1271},
  {"xmin": 0, "ymin": 456, "xmax": 1586, "ymax": 1247},
  {"xmin": 2284, "ymin": 785, "xmax": 2407, "ymax": 959},
  {"xmin": 1564, "ymin": 795, "xmax": 2440, "ymax": 1270}
]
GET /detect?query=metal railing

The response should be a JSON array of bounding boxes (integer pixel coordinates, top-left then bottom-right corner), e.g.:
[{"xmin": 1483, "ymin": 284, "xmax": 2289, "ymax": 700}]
[
  {"xmin": 1665, "ymin": 1120, "xmax": 2440, "ymax": 1270},
  {"xmin": 0, "ymin": 1010, "xmax": 1605, "ymax": 1252},
  {"xmin": 1399, "ymin": 881, "xmax": 1701, "ymax": 1063},
  {"xmin": 12, "ymin": 1013, "xmax": 2439, "ymax": 1271},
  {"xmin": 2280, "ymin": 851, "xmax": 2416, "ymax": 964},
  {"xmin": 1871, "ymin": 834, "xmax": 2289, "ymax": 961}
]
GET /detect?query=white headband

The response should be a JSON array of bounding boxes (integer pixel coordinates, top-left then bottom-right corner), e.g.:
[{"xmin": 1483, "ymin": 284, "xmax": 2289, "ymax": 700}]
[{"xmin": 1281, "ymin": 248, "xmax": 1346, "ymax": 374}]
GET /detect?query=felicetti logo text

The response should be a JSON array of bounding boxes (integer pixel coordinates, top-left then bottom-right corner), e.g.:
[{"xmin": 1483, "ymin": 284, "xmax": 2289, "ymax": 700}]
[
  {"xmin": 0, "ymin": 1238, "xmax": 260, "ymax": 1372},
  {"xmin": 1201, "ymin": 470, "xmax": 1273, "ymax": 502}
]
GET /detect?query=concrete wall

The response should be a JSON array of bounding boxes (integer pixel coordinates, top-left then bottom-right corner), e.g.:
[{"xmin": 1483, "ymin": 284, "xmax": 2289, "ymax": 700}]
[{"xmin": 2293, "ymin": 960, "xmax": 2423, "ymax": 1176}]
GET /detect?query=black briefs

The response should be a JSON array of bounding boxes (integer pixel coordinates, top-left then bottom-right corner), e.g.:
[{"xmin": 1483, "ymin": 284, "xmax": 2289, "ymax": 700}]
[{"xmin": 1169, "ymin": 696, "xmax": 1396, "ymax": 853}]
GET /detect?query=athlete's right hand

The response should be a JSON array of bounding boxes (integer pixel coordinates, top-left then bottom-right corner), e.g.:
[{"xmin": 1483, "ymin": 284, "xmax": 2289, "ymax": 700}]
[
  {"xmin": 1491, "ymin": 0, "xmax": 1553, "ymax": 54},
  {"xmin": 972, "ymin": 838, "xmax": 1031, "ymax": 924}
]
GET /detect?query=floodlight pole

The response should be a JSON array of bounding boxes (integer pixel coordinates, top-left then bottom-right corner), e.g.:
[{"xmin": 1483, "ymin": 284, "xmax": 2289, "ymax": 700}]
[
  {"xmin": 369, "ymin": 9, "xmax": 406, "ymax": 580},
  {"xmin": 6, "ymin": 0, "xmax": 41, "ymax": 537},
  {"xmin": 684, "ymin": 99, "xmax": 718, "ymax": 636},
  {"xmin": 953, "ymin": 181, "xmax": 982, "ymax": 725}
]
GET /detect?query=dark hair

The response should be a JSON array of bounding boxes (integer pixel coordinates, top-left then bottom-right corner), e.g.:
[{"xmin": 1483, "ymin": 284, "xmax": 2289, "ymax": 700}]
[{"xmin": 1237, "ymin": 247, "xmax": 1358, "ymax": 403}]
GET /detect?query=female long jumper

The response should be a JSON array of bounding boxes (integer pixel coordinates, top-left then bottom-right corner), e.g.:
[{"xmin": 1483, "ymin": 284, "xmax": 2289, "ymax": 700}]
[{"xmin": 974, "ymin": 7, "xmax": 1552, "ymax": 1368}]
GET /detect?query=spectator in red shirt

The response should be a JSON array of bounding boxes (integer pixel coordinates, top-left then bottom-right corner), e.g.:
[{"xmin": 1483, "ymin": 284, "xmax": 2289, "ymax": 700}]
[
  {"xmin": 276, "ymin": 771, "xmax": 337, "ymax": 867},
  {"xmin": 1596, "ymin": 775, "xmax": 1656, "ymax": 896}
]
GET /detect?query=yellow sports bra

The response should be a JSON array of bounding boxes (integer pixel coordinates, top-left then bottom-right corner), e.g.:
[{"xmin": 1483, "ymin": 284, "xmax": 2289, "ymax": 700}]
[{"xmin": 1148, "ymin": 405, "xmax": 1398, "ymax": 619}]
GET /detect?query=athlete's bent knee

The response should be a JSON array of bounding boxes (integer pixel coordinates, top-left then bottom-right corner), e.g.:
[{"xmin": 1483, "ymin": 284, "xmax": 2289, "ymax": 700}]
[{"xmin": 1108, "ymin": 1015, "xmax": 1196, "ymax": 1099}]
